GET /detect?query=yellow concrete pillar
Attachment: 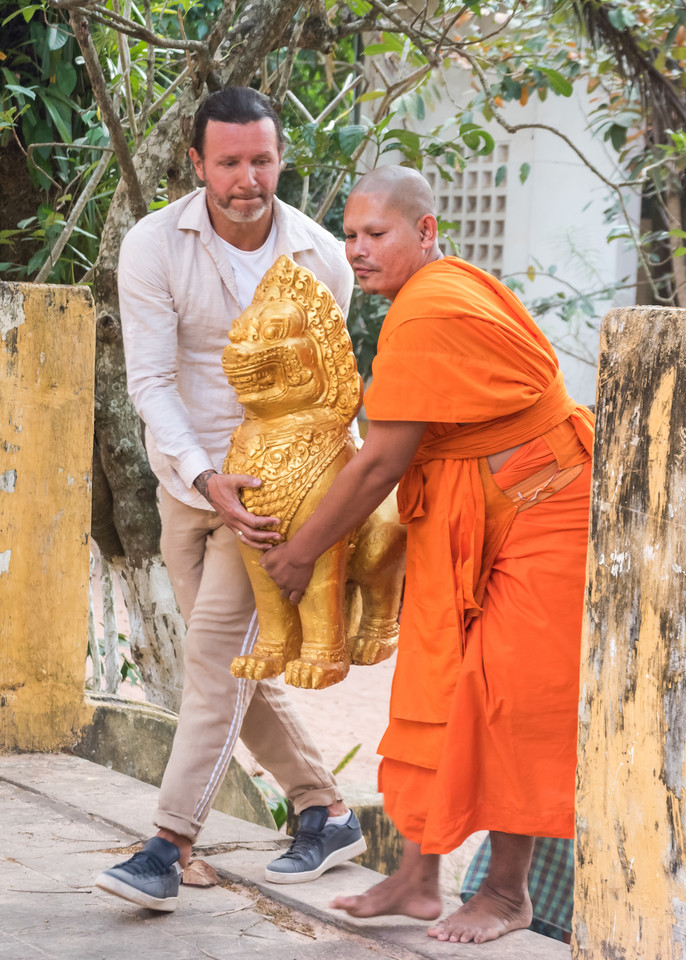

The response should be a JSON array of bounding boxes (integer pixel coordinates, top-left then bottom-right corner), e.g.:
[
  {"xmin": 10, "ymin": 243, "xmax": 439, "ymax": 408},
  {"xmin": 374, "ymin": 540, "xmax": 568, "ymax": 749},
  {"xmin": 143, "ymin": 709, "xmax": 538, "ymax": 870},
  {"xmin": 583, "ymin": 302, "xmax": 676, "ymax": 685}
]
[
  {"xmin": 1, "ymin": 282, "xmax": 95, "ymax": 750},
  {"xmin": 574, "ymin": 306, "xmax": 686, "ymax": 958}
]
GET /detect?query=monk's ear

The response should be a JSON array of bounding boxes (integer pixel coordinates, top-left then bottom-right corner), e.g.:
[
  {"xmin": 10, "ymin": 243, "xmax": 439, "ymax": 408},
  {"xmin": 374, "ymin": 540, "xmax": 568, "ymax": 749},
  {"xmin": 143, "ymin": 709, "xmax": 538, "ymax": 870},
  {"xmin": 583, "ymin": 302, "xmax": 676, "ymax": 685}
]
[{"xmin": 417, "ymin": 214, "xmax": 438, "ymax": 249}]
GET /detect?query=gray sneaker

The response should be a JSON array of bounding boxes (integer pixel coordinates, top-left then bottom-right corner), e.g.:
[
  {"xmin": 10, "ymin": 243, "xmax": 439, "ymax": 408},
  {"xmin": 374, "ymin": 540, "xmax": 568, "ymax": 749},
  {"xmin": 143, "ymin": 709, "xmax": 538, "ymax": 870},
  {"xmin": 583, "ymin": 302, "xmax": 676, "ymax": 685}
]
[
  {"xmin": 95, "ymin": 837, "xmax": 181, "ymax": 912},
  {"xmin": 265, "ymin": 806, "xmax": 367, "ymax": 884}
]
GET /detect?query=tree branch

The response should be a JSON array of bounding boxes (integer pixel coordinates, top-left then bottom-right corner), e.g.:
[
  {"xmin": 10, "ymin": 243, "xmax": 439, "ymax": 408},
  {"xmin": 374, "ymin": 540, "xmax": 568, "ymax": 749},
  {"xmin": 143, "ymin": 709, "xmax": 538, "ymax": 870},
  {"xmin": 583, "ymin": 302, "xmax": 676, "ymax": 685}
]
[
  {"xmin": 35, "ymin": 147, "xmax": 113, "ymax": 282},
  {"xmin": 274, "ymin": 9, "xmax": 307, "ymax": 103},
  {"xmin": 69, "ymin": 11, "xmax": 147, "ymax": 221},
  {"xmin": 332, "ymin": 14, "xmax": 391, "ymax": 39},
  {"xmin": 365, "ymin": 0, "xmax": 441, "ymax": 65},
  {"xmin": 139, "ymin": 0, "xmax": 158, "ymax": 123},
  {"xmin": 206, "ymin": 0, "xmax": 239, "ymax": 57},
  {"xmin": 458, "ymin": 47, "xmax": 669, "ymax": 303},
  {"xmin": 144, "ymin": 66, "xmax": 191, "ymax": 121},
  {"xmin": 113, "ymin": 0, "xmax": 139, "ymax": 146},
  {"xmin": 221, "ymin": 0, "xmax": 304, "ymax": 86},
  {"xmin": 60, "ymin": 2, "xmax": 205, "ymax": 51}
]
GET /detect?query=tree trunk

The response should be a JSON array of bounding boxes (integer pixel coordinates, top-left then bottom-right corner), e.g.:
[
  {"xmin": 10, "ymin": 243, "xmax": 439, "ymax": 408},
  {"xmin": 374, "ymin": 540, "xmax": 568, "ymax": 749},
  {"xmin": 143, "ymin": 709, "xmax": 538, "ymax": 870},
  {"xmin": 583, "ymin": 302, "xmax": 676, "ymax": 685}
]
[
  {"xmin": 87, "ymin": 0, "xmax": 305, "ymax": 709},
  {"xmin": 89, "ymin": 88, "xmax": 198, "ymax": 710}
]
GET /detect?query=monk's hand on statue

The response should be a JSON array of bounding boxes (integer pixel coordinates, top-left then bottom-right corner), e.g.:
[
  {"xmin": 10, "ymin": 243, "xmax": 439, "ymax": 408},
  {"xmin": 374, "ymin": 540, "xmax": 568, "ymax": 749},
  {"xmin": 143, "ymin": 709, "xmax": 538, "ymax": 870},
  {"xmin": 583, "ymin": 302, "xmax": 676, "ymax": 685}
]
[
  {"xmin": 195, "ymin": 471, "xmax": 281, "ymax": 548},
  {"xmin": 259, "ymin": 542, "xmax": 314, "ymax": 605}
]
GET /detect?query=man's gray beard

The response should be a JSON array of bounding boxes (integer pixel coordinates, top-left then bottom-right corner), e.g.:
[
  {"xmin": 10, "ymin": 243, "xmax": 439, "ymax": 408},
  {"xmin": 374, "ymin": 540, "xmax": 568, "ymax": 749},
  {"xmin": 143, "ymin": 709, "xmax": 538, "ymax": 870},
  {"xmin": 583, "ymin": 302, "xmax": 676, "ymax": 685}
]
[{"xmin": 216, "ymin": 196, "xmax": 270, "ymax": 224}]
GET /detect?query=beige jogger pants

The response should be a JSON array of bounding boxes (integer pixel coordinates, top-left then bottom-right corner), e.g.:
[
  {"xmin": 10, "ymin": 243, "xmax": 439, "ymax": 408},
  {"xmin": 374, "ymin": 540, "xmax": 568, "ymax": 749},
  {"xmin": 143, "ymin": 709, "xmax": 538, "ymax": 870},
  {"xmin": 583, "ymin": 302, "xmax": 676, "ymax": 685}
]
[{"xmin": 155, "ymin": 487, "xmax": 341, "ymax": 841}]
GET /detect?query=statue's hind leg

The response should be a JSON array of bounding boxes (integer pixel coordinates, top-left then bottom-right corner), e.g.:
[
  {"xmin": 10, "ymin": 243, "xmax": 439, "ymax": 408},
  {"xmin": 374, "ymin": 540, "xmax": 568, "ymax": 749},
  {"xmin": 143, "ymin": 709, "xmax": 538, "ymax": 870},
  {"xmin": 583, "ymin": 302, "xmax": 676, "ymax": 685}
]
[{"xmin": 348, "ymin": 494, "xmax": 407, "ymax": 666}]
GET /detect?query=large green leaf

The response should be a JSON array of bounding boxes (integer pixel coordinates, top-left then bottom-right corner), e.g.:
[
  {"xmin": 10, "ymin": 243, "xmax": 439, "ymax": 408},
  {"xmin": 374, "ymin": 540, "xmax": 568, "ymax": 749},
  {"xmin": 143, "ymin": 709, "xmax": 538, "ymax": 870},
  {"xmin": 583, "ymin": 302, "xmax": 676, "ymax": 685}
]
[
  {"xmin": 536, "ymin": 67, "xmax": 573, "ymax": 97},
  {"xmin": 459, "ymin": 122, "xmax": 494, "ymax": 156},
  {"xmin": 1, "ymin": 4, "xmax": 42, "ymax": 25},
  {"xmin": 37, "ymin": 88, "xmax": 72, "ymax": 143},
  {"xmin": 382, "ymin": 128, "xmax": 420, "ymax": 153},
  {"xmin": 46, "ymin": 24, "xmax": 69, "ymax": 51},
  {"xmin": 3, "ymin": 82, "xmax": 37, "ymax": 102},
  {"xmin": 55, "ymin": 62, "xmax": 77, "ymax": 97}
]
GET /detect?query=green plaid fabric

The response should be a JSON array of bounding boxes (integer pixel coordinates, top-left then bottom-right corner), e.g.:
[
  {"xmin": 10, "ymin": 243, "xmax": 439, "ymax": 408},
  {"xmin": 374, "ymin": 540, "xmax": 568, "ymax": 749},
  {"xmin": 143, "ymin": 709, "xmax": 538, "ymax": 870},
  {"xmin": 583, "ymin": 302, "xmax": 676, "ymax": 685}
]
[{"xmin": 460, "ymin": 836, "xmax": 574, "ymax": 942}]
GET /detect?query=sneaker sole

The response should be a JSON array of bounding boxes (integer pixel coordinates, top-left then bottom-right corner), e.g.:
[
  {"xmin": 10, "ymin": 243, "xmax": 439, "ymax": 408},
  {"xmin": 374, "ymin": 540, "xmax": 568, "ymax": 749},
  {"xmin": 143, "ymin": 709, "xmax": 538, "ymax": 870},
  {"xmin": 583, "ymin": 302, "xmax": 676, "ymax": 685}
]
[
  {"xmin": 264, "ymin": 836, "xmax": 368, "ymax": 884},
  {"xmin": 95, "ymin": 872, "xmax": 179, "ymax": 912}
]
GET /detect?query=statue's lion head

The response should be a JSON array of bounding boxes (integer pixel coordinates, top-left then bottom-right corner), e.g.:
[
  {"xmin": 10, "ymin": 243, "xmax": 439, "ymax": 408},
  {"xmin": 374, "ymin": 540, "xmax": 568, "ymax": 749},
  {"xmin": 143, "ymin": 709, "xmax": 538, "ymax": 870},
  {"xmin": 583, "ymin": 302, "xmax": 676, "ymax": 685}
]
[{"xmin": 222, "ymin": 256, "xmax": 363, "ymax": 424}]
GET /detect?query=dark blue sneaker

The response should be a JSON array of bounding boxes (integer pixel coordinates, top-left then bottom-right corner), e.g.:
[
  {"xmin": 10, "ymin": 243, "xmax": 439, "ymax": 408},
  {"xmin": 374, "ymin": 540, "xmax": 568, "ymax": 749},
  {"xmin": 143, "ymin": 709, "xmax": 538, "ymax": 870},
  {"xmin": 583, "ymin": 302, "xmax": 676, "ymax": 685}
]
[
  {"xmin": 265, "ymin": 807, "xmax": 366, "ymax": 884},
  {"xmin": 95, "ymin": 837, "xmax": 182, "ymax": 911}
]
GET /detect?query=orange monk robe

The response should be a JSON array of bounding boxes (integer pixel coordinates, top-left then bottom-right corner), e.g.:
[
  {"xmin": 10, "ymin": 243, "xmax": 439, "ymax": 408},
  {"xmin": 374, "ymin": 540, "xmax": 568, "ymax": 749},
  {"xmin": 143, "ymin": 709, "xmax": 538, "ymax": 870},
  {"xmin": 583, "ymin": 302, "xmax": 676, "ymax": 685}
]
[{"xmin": 363, "ymin": 256, "xmax": 594, "ymax": 854}]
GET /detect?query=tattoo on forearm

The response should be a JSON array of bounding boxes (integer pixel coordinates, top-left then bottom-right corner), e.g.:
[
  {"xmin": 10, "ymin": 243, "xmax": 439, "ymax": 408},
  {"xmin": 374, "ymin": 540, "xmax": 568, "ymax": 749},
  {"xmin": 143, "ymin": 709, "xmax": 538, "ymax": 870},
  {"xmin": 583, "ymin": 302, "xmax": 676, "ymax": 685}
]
[{"xmin": 194, "ymin": 469, "xmax": 218, "ymax": 503}]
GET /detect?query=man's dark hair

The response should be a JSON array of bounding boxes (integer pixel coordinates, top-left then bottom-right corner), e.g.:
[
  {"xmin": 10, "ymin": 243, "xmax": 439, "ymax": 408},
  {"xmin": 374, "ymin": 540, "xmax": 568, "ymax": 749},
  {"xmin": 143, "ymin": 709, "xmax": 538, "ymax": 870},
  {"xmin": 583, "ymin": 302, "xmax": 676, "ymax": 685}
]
[{"xmin": 190, "ymin": 86, "xmax": 284, "ymax": 156}]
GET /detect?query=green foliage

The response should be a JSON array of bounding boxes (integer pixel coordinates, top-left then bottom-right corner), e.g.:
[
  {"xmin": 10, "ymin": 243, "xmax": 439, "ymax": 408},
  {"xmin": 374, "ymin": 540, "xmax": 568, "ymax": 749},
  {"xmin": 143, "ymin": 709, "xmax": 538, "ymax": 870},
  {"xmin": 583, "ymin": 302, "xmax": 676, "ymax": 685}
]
[
  {"xmin": 0, "ymin": 0, "xmax": 113, "ymax": 280},
  {"xmin": 0, "ymin": 1, "xmax": 98, "ymax": 187},
  {"xmin": 85, "ymin": 631, "xmax": 143, "ymax": 691},
  {"xmin": 252, "ymin": 743, "xmax": 362, "ymax": 830},
  {"xmin": 252, "ymin": 776, "xmax": 289, "ymax": 829},
  {"xmin": 332, "ymin": 742, "xmax": 362, "ymax": 775},
  {"xmin": 346, "ymin": 288, "xmax": 387, "ymax": 381},
  {"xmin": 1, "ymin": 0, "xmax": 683, "ymax": 309}
]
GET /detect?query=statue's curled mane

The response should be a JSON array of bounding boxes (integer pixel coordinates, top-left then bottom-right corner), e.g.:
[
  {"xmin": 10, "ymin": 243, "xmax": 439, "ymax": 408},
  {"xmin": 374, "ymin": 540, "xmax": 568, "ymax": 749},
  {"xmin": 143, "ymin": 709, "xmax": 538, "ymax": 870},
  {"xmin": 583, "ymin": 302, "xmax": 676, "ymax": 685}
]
[{"xmin": 254, "ymin": 255, "xmax": 362, "ymax": 422}]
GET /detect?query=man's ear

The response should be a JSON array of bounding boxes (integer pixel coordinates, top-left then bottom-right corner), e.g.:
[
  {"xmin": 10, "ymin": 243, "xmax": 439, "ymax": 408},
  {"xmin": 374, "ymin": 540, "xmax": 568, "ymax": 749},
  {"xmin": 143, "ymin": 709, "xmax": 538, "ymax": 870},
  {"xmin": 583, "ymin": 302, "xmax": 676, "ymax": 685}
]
[
  {"xmin": 189, "ymin": 147, "xmax": 204, "ymax": 182},
  {"xmin": 418, "ymin": 214, "xmax": 438, "ymax": 248}
]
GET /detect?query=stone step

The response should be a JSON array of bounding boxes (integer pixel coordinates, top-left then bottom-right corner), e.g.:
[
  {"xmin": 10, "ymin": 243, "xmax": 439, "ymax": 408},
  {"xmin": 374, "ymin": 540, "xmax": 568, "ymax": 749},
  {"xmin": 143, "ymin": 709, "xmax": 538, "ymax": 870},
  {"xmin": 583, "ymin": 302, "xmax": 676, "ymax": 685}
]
[{"xmin": 0, "ymin": 752, "xmax": 570, "ymax": 960}]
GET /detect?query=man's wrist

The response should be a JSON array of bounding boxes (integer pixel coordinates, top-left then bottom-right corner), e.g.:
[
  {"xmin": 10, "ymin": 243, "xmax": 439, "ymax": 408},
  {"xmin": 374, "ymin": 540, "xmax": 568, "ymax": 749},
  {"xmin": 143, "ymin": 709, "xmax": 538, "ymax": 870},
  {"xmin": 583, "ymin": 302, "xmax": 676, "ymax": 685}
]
[{"xmin": 193, "ymin": 469, "xmax": 218, "ymax": 503}]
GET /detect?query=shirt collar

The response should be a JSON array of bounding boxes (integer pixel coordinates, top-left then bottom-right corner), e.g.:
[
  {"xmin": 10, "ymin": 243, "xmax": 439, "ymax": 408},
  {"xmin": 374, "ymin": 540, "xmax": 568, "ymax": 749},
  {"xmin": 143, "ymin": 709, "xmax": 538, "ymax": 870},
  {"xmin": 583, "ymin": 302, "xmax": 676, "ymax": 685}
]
[
  {"xmin": 271, "ymin": 197, "xmax": 315, "ymax": 256},
  {"xmin": 176, "ymin": 189, "xmax": 315, "ymax": 256}
]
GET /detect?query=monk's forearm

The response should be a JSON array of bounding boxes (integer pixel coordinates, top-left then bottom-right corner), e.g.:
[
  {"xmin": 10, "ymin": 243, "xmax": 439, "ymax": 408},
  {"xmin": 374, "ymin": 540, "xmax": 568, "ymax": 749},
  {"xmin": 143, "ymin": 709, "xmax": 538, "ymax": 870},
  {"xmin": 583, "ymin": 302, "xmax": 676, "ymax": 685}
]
[
  {"xmin": 260, "ymin": 420, "xmax": 425, "ymax": 598},
  {"xmin": 287, "ymin": 419, "xmax": 426, "ymax": 563},
  {"xmin": 289, "ymin": 455, "xmax": 399, "ymax": 563}
]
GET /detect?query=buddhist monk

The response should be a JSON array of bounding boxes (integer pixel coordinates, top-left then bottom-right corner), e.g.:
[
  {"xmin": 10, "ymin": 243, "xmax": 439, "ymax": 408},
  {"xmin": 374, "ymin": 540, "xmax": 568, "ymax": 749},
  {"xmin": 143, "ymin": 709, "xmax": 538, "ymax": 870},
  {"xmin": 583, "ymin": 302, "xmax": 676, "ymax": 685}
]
[{"xmin": 260, "ymin": 165, "xmax": 593, "ymax": 944}]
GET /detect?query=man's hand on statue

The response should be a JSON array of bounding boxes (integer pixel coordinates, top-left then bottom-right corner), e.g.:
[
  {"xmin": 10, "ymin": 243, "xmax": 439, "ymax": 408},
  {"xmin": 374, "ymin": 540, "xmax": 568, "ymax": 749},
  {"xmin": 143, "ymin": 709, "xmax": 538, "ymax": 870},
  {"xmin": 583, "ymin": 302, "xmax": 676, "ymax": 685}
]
[
  {"xmin": 194, "ymin": 470, "xmax": 281, "ymax": 550},
  {"xmin": 259, "ymin": 541, "xmax": 314, "ymax": 605}
]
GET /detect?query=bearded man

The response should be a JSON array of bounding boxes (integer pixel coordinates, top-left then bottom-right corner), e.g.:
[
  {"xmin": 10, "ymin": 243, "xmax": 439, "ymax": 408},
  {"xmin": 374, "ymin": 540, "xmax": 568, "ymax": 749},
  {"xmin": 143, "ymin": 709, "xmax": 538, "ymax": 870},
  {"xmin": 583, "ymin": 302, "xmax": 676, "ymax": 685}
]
[{"xmin": 95, "ymin": 87, "xmax": 366, "ymax": 912}]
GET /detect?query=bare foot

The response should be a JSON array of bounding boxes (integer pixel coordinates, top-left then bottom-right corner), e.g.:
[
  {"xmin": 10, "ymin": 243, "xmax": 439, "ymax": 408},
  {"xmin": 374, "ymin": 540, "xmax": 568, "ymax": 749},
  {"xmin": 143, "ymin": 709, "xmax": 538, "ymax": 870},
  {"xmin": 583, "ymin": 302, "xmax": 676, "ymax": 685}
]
[
  {"xmin": 330, "ymin": 873, "xmax": 441, "ymax": 920},
  {"xmin": 427, "ymin": 883, "xmax": 532, "ymax": 944}
]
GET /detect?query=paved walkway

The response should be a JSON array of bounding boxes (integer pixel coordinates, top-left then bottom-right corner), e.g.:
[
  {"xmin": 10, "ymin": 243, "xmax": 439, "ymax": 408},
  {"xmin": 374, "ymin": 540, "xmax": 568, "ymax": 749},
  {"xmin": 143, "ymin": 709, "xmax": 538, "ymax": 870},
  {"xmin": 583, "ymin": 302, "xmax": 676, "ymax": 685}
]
[{"xmin": 0, "ymin": 754, "xmax": 570, "ymax": 960}]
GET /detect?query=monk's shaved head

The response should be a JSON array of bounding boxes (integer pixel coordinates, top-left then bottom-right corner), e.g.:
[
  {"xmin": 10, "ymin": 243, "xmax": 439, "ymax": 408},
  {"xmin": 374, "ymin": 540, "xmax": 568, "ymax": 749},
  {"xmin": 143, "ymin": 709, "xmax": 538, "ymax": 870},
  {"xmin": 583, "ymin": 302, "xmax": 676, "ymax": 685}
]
[
  {"xmin": 343, "ymin": 165, "xmax": 442, "ymax": 300},
  {"xmin": 350, "ymin": 166, "xmax": 436, "ymax": 224}
]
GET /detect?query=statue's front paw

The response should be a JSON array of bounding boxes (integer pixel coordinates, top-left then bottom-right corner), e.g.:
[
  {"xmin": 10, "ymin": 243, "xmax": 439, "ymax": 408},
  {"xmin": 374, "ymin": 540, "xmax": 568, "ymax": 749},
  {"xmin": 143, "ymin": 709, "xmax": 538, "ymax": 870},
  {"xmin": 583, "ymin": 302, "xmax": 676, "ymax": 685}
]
[
  {"xmin": 285, "ymin": 658, "xmax": 349, "ymax": 689},
  {"xmin": 231, "ymin": 653, "xmax": 285, "ymax": 680}
]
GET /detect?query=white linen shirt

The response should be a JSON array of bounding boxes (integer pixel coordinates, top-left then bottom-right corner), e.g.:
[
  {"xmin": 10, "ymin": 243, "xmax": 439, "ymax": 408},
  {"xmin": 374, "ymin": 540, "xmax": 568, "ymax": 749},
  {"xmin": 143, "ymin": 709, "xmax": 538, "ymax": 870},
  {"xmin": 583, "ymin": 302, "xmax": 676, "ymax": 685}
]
[{"xmin": 118, "ymin": 189, "xmax": 354, "ymax": 510}]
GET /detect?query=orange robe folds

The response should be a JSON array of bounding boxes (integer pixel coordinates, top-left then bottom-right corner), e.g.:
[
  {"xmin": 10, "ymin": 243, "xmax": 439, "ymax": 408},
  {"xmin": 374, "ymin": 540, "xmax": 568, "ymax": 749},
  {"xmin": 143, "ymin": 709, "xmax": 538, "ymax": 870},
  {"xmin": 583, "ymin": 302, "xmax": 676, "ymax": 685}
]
[{"xmin": 364, "ymin": 257, "xmax": 594, "ymax": 854}]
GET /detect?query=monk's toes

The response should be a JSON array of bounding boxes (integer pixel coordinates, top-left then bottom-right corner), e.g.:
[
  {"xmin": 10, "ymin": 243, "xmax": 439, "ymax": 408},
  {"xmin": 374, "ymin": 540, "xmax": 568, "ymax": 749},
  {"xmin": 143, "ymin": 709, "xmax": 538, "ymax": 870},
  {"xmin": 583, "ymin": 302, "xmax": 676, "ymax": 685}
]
[
  {"xmin": 428, "ymin": 922, "xmax": 452, "ymax": 940},
  {"xmin": 427, "ymin": 919, "xmax": 474, "ymax": 943},
  {"xmin": 330, "ymin": 895, "xmax": 361, "ymax": 915}
]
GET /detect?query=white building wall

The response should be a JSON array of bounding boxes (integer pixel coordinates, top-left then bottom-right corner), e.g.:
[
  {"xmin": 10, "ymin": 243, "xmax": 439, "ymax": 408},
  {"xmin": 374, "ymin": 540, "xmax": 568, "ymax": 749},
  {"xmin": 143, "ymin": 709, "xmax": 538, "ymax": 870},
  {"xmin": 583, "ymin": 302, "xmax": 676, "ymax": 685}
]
[{"xmin": 364, "ymin": 71, "xmax": 641, "ymax": 405}]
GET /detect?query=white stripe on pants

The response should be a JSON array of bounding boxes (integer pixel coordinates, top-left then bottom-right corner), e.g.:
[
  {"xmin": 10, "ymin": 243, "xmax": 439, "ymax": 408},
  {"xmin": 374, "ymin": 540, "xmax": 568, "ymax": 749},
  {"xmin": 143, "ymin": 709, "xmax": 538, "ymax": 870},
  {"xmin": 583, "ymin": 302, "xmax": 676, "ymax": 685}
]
[{"xmin": 155, "ymin": 487, "xmax": 341, "ymax": 841}]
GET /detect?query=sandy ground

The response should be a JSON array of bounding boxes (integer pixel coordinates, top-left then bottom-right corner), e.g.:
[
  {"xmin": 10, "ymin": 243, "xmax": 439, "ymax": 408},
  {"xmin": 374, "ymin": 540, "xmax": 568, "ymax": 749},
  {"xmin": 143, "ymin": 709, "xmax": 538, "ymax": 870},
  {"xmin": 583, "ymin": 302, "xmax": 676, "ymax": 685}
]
[{"xmin": 90, "ymin": 550, "xmax": 483, "ymax": 897}]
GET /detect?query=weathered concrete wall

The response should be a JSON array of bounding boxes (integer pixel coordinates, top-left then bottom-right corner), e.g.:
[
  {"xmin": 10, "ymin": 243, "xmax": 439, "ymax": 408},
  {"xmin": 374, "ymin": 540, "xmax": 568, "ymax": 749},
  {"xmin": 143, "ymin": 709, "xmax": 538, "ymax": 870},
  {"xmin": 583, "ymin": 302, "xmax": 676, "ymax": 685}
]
[
  {"xmin": 73, "ymin": 694, "xmax": 276, "ymax": 831},
  {"xmin": 574, "ymin": 306, "xmax": 686, "ymax": 958},
  {"xmin": 0, "ymin": 282, "xmax": 95, "ymax": 750}
]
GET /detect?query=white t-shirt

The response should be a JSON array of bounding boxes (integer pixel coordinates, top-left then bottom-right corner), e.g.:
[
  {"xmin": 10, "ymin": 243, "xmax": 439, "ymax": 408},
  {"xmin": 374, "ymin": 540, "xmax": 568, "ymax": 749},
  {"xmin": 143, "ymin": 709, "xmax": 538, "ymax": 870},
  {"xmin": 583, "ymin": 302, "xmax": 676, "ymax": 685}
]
[
  {"xmin": 119, "ymin": 191, "xmax": 355, "ymax": 507},
  {"xmin": 218, "ymin": 221, "xmax": 278, "ymax": 310}
]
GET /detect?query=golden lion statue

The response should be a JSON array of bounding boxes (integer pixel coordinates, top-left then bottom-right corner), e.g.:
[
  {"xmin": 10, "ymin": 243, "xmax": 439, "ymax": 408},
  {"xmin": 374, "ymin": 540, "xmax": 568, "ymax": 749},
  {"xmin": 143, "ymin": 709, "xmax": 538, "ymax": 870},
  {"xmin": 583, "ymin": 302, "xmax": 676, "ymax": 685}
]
[{"xmin": 222, "ymin": 255, "xmax": 406, "ymax": 689}]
